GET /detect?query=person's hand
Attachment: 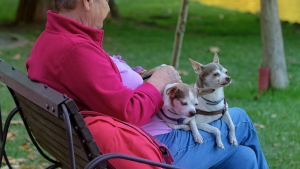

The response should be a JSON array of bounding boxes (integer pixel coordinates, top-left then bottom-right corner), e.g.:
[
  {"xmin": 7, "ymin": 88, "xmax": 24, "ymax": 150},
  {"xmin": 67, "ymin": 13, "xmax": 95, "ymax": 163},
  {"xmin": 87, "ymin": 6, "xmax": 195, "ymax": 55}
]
[{"xmin": 147, "ymin": 65, "xmax": 182, "ymax": 94}]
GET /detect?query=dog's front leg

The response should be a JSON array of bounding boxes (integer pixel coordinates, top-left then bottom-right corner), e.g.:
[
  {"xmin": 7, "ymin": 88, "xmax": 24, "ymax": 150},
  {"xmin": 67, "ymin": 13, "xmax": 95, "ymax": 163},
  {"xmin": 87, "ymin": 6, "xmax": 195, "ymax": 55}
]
[
  {"xmin": 222, "ymin": 111, "xmax": 238, "ymax": 146},
  {"xmin": 166, "ymin": 123, "xmax": 191, "ymax": 131},
  {"xmin": 197, "ymin": 123, "xmax": 224, "ymax": 150},
  {"xmin": 189, "ymin": 118, "xmax": 203, "ymax": 144}
]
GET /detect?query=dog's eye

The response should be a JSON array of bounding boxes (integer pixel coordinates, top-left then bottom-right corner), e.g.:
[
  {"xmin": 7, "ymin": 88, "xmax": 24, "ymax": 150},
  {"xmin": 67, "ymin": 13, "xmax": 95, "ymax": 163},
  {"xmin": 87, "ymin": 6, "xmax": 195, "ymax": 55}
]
[
  {"xmin": 181, "ymin": 101, "xmax": 187, "ymax": 106},
  {"xmin": 213, "ymin": 73, "xmax": 219, "ymax": 77},
  {"xmin": 225, "ymin": 71, "xmax": 228, "ymax": 75},
  {"xmin": 195, "ymin": 103, "xmax": 198, "ymax": 106}
]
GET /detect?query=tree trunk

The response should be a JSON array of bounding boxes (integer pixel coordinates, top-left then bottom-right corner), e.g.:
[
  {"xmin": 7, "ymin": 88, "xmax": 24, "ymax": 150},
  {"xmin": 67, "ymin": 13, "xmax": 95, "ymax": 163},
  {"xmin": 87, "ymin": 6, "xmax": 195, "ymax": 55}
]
[
  {"xmin": 15, "ymin": 0, "xmax": 54, "ymax": 24},
  {"xmin": 15, "ymin": 0, "xmax": 38, "ymax": 23},
  {"xmin": 260, "ymin": 0, "xmax": 289, "ymax": 88},
  {"xmin": 108, "ymin": 0, "xmax": 122, "ymax": 19},
  {"xmin": 171, "ymin": 0, "xmax": 189, "ymax": 69},
  {"xmin": 34, "ymin": 0, "xmax": 54, "ymax": 23}
]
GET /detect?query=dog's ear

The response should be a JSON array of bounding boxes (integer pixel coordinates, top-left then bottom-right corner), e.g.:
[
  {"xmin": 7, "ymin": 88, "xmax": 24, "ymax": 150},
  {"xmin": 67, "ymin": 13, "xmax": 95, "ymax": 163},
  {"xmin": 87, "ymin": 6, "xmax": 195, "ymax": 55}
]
[
  {"xmin": 213, "ymin": 53, "xmax": 219, "ymax": 64},
  {"xmin": 166, "ymin": 86, "xmax": 179, "ymax": 98},
  {"xmin": 189, "ymin": 58, "xmax": 204, "ymax": 74},
  {"xmin": 197, "ymin": 88, "xmax": 215, "ymax": 96}
]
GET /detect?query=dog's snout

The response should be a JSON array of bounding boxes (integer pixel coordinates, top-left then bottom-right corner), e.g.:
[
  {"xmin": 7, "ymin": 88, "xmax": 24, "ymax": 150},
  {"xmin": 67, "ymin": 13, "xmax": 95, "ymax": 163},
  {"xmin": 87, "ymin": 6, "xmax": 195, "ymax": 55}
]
[
  {"xmin": 226, "ymin": 76, "xmax": 231, "ymax": 82},
  {"xmin": 189, "ymin": 110, "xmax": 196, "ymax": 116}
]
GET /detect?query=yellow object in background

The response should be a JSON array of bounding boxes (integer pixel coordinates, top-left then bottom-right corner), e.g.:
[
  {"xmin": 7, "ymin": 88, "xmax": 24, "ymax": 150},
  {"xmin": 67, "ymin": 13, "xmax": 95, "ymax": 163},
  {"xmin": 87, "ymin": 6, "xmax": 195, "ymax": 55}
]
[{"xmin": 195, "ymin": 0, "xmax": 300, "ymax": 24}]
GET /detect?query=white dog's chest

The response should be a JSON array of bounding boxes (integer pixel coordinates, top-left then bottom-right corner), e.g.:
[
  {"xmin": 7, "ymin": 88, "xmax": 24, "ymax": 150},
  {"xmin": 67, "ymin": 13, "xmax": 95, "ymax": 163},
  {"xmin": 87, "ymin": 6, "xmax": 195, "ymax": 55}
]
[
  {"xmin": 195, "ymin": 98, "xmax": 228, "ymax": 124},
  {"xmin": 195, "ymin": 114, "xmax": 222, "ymax": 123}
]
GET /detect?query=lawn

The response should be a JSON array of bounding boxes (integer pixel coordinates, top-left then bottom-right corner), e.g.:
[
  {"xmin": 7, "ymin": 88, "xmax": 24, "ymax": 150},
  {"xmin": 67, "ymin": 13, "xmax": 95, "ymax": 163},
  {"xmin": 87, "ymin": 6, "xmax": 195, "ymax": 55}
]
[{"xmin": 1, "ymin": 0, "xmax": 300, "ymax": 168}]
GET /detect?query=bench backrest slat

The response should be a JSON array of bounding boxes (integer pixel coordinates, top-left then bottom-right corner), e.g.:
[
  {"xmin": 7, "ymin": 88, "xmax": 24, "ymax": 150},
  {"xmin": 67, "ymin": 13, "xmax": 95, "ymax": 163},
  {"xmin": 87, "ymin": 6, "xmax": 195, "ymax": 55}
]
[
  {"xmin": 0, "ymin": 60, "xmax": 66, "ymax": 117},
  {"xmin": 0, "ymin": 60, "xmax": 101, "ymax": 169}
]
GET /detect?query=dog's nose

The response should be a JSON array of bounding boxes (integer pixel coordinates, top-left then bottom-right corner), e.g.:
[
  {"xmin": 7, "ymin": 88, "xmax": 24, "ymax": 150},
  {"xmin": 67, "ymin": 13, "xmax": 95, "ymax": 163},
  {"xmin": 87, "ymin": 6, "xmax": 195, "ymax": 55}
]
[
  {"xmin": 226, "ymin": 76, "xmax": 231, "ymax": 82},
  {"xmin": 189, "ymin": 110, "xmax": 196, "ymax": 117}
]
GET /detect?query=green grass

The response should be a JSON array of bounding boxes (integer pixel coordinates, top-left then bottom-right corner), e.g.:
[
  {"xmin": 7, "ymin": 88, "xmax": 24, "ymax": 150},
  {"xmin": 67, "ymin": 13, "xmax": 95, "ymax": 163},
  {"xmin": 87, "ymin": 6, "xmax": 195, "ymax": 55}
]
[
  {"xmin": 0, "ymin": 0, "xmax": 19, "ymax": 23},
  {"xmin": 1, "ymin": 0, "xmax": 300, "ymax": 168}
]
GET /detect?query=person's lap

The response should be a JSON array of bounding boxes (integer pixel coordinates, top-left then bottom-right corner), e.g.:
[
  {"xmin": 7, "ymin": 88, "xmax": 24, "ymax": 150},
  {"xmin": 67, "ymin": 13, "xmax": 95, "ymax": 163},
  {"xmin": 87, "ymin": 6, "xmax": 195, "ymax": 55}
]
[{"xmin": 155, "ymin": 107, "xmax": 269, "ymax": 169}]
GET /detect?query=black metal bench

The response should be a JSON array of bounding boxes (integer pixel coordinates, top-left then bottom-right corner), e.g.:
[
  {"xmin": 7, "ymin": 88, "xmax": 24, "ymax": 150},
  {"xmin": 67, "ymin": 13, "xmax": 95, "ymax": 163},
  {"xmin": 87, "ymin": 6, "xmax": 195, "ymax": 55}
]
[{"xmin": 0, "ymin": 59, "xmax": 182, "ymax": 169}]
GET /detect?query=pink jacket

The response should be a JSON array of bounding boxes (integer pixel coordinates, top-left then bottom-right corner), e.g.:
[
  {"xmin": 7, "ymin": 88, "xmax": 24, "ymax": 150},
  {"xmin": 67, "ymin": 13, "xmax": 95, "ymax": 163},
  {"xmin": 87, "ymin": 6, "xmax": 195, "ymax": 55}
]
[{"xmin": 26, "ymin": 11, "xmax": 163, "ymax": 126}]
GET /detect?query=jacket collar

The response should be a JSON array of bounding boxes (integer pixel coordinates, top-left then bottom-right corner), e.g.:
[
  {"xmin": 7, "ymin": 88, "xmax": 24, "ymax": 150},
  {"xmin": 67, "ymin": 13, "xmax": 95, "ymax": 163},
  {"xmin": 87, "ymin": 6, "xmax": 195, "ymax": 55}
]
[{"xmin": 45, "ymin": 10, "xmax": 104, "ymax": 47}]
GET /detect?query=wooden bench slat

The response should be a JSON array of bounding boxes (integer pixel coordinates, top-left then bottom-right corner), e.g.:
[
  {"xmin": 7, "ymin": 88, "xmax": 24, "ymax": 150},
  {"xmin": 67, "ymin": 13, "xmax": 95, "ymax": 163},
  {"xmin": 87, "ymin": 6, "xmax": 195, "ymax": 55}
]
[
  {"xmin": 19, "ymin": 100, "xmax": 83, "ymax": 147},
  {"xmin": 37, "ymin": 140, "xmax": 83, "ymax": 169},
  {"xmin": 18, "ymin": 94, "xmax": 101, "ymax": 165},
  {"xmin": 17, "ymin": 92, "xmax": 95, "ymax": 144},
  {"xmin": 24, "ymin": 115, "xmax": 89, "ymax": 162}
]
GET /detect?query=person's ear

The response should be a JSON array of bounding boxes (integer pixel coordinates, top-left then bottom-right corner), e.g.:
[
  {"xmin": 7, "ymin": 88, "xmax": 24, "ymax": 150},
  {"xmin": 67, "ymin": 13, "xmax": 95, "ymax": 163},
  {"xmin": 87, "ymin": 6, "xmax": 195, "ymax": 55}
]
[{"xmin": 82, "ymin": 0, "xmax": 93, "ymax": 11}]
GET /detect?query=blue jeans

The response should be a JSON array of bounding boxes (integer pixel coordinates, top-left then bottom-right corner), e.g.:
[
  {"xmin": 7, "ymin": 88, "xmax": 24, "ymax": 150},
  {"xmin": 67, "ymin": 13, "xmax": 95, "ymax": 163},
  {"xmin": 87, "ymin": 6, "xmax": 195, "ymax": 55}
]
[{"xmin": 155, "ymin": 107, "xmax": 269, "ymax": 169}]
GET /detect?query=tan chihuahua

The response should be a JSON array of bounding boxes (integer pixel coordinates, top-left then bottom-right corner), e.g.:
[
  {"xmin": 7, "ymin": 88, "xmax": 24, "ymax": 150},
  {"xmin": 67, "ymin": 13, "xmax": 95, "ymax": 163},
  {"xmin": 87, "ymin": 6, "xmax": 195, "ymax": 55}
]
[
  {"xmin": 157, "ymin": 83, "xmax": 214, "ymax": 144},
  {"xmin": 189, "ymin": 53, "xmax": 238, "ymax": 150}
]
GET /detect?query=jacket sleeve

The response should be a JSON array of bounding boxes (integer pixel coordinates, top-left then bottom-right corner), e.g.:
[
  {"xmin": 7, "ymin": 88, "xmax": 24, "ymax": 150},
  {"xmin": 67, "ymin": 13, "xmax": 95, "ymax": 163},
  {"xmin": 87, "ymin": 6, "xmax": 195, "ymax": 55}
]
[{"xmin": 58, "ymin": 42, "xmax": 163, "ymax": 126}]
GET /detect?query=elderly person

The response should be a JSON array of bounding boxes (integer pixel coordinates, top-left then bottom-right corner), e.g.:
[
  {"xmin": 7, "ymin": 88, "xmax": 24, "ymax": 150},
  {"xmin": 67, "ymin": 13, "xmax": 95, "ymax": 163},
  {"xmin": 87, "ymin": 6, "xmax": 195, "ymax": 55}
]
[{"xmin": 26, "ymin": 0, "xmax": 269, "ymax": 168}]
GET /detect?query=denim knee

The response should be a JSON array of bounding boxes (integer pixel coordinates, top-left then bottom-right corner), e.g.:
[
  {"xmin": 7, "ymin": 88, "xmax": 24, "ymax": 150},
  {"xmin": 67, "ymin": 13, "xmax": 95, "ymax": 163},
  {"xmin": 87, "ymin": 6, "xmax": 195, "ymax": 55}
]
[
  {"xmin": 237, "ymin": 146, "xmax": 258, "ymax": 169},
  {"xmin": 228, "ymin": 107, "xmax": 253, "ymax": 124},
  {"xmin": 210, "ymin": 146, "xmax": 258, "ymax": 169}
]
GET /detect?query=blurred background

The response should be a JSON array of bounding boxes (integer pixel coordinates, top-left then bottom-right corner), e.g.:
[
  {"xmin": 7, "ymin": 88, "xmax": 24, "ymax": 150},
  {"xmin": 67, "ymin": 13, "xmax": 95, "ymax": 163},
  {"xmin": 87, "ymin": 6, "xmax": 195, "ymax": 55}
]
[{"xmin": 198, "ymin": 0, "xmax": 300, "ymax": 24}]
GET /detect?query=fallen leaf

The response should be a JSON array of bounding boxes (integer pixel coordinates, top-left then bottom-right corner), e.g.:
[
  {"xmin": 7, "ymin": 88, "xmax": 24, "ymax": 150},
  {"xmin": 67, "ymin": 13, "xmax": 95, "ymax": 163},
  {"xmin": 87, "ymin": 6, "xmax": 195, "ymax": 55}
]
[
  {"xmin": 11, "ymin": 120, "xmax": 24, "ymax": 125},
  {"xmin": 27, "ymin": 154, "xmax": 37, "ymax": 160},
  {"xmin": 35, "ymin": 165, "xmax": 45, "ymax": 169},
  {"xmin": 177, "ymin": 70, "xmax": 188, "ymax": 76},
  {"xmin": 42, "ymin": 162, "xmax": 51, "ymax": 167},
  {"xmin": 209, "ymin": 46, "xmax": 220, "ymax": 53},
  {"xmin": 1, "ymin": 165, "xmax": 20, "ymax": 169},
  {"xmin": 271, "ymin": 114, "xmax": 277, "ymax": 118},
  {"xmin": 7, "ymin": 131, "xmax": 15, "ymax": 141},
  {"xmin": 0, "ymin": 51, "xmax": 2, "ymax": 55},
  {"xmin": 20, "ymin": 164, "xmax": 35, "ymax": 169},
  {"xmin": 254, "ymin": 123, "xmax": 265, "ymax": 129},
  {"xmin": 3, "ymin": 157, "xmax": 27, "ymax": 165},
  {"xmin": 12, "ymin": 54, "xmax": 21, "ymax": 60},
  {"xmin": 19, "ymin": 143, "xmax": 30, "ymax": 150},
  {"xmin": 273, "ymin": 142, "xmax": 280, "ymax": 147}
]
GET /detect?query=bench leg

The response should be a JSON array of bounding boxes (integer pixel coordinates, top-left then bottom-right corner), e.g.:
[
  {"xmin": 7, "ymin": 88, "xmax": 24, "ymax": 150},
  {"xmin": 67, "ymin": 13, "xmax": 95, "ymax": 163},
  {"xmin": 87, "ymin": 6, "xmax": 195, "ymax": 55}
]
[
  {"xmin": 0, "ymin": 107, "xmax": 19, "ymax": 169},
  {"xmin": 62, "ymin": 104, "xmax": 76, "ymax": 169},
  {"xmin": 0, "ymin": 102, "xmax": 12, "ymax": 169}
]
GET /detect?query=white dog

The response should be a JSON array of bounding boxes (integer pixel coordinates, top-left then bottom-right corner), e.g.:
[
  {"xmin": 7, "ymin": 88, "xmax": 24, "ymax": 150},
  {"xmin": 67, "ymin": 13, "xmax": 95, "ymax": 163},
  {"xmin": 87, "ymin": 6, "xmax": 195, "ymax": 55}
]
[
  {"xmin": 189, "ymin": 53, "xmax": 238, "ymax": 149},
  {"xmin": 157, "ymin": 83, "xmax": 214, "ymax": 143}
]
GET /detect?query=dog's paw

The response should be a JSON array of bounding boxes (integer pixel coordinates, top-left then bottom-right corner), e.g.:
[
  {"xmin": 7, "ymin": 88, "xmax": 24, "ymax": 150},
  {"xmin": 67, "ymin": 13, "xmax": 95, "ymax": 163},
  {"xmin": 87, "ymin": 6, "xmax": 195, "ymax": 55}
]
[
  {"xmin": 193, "ymin": 133, "xmax": 203, "ymax": 144},
  {"xmin": 216, "ymin": 141, "xmax": 225, "ymax": 150},
  {"xmin": 229, "ymin": 132, "xmax": 238, "ymax": 146},
  {"xmin": 230, "ymin": 137, "xmax": 238, "ymax": 147}
]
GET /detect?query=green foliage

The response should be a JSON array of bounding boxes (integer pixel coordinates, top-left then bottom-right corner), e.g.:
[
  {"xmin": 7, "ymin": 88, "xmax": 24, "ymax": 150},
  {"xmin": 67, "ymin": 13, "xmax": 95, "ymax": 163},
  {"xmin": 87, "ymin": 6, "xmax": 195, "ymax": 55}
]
[
  {"xmin": 0, "ymin": 0, "xmax": 19, "ymax": 23},
  {"xmin": 1, "ymin": 0, "xmax": 300, "ymax": 168}
]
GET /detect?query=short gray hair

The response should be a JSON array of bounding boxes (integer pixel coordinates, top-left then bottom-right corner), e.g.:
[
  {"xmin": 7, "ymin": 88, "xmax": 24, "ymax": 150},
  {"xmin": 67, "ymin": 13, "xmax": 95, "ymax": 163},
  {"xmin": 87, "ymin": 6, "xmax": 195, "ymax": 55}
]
[
  {"xmin": 53, "ymin": 0, "xmax": 79, "ymax": 12},
  {"xmin": 53, "ymin": 0, "xmax": 102, "ymax": 12}
]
